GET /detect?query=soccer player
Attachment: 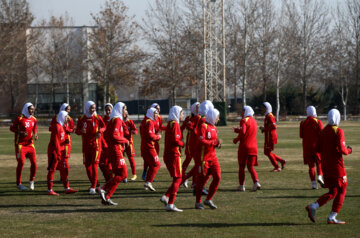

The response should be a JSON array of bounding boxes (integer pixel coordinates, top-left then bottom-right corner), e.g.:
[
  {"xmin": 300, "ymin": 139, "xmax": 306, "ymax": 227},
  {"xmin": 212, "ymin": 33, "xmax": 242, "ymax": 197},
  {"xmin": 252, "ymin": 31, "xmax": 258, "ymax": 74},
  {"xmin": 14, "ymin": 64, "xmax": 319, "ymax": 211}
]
[
  {"xmin": 99, "ymin": 102, "xmax": 129, "ymax": 205},
  {"xmin": 140, "ymin": 108, "xmax": 161, "ymax": 191},
  {"xmin": 181, "ymin": 102, "xmax": 200, "ymax": 188},
  {"xmin": 259, "ymin": 102, "xmax": 286, "ymax": 172},
  {"xmin": 233, "ymin": 106, "xmax": 261, "ymax": 192},
  {"xmin": 306, "ymin": 109, "xmax": 352, "ymax": 224},
  {"xmin": 300, "ymin": 106, "xmax": 324, "ymax": 189},
  {"xmin": 160, "ymin": 106, "xmax": 184, "ymax": 212},
  {"xmin": 10, "ymin": 102, "xmax": 38, "ymax": 191},
  {"xmin": 47, "ymin": 111, "xmax": 77, "ymax": 195},
  {"xmin": 123, "ymin": 111, "xmax": 138, "ymax": 181},
  {"xmin": 195, "ymin": 108, "xmax": 222, "ymax": 210},
  {"xmin": 75, "ymin": 101, "xmax": 106, "ymax": 194},
  {"xmin": 49, "ymin": 103, "xmax": 77, "ymax": 194},
  {"xmin": 99, "ymin": 103, "xmax": 113, "ymax": 183}
]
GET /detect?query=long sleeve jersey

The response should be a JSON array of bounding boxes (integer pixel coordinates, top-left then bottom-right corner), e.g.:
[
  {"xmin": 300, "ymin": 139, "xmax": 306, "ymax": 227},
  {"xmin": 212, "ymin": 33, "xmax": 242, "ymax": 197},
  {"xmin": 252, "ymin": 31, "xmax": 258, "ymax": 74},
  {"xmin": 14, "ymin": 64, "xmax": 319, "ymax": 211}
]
[{"xmin": 10, "ymin": 115, "xmax": 37, "ymax": 146}]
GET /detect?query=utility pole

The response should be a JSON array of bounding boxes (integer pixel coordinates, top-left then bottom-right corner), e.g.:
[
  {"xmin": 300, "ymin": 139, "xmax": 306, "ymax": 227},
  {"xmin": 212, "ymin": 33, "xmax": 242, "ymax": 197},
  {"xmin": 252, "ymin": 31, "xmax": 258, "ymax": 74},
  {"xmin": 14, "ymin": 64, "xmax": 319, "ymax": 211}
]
[{"xmin": 203, "ymin": 0, "xmax": 226, "ymax": 102}]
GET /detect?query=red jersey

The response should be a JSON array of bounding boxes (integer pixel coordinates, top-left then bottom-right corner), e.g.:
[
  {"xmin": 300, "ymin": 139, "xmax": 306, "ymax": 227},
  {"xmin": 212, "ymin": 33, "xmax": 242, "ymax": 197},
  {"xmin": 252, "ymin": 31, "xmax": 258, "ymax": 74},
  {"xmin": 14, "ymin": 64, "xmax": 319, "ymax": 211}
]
[
  {"xmin": 10, "ymin": 115, "xmax": 37, "ymax": 146},
  {"xmin": 234, "ymin": 116, "xmax": 258, "ymax": 155},
  {"xmin": 263, "ymin": 113, "xmax": 277, "ymax": 146},
  {"xmin": 48, "ymin": 123, "xmax": 66, "ymax": 158},
  {"xmin": 104, "ymin": 117, "xmax": 129, "ymax": 150},
  {"xmin": 140, "ymin": 117, "xmax": 161, "ymax": 153},
  {"xmin": 75, "ymin": 114, "xmax": 106, "ymax": 149},
  {"xmin": 198, "ymin": 122, "xmax": 219, "ymax": 162},
  {"xmin": 103, "ymin": 115, "xmax": 111, "ymax": 127},
  {"xmin": 154, "ymin": 115, "xmax": 167, "ymax": 133},
  {"xmin": 125, "ymin": 119, "xmax": 138, "ymax": 142},
  {"xmin": 50, "ymin": 115, "xmax": 74, "ymax": 143},
  {"xmin": 319, "ymin": 125, "xmax": 351, "ymax": 178},
  {"xmin": 164, "ymin": 120, "xmax": 183, "ymax": 157},
  {"xmin": 300, "ymin": 117, "xmax": 323, "ymax": 159}
]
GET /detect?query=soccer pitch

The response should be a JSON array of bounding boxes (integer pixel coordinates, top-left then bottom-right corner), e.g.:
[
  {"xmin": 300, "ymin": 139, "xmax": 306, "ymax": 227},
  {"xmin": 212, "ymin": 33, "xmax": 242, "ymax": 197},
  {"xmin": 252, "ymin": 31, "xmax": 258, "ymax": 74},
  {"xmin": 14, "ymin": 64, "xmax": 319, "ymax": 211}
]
[{"xmin": 0, "ymin": 121, "xmax": 359, "ymax": 238}]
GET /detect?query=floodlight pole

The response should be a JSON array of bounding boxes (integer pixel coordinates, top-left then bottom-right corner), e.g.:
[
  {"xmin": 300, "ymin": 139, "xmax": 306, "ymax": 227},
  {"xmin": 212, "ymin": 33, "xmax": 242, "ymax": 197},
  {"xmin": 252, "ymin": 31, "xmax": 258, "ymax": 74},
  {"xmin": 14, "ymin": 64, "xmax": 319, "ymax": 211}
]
[{"xmin": 203, "ymin": 0, "xmax": 226, "ymax": 102}]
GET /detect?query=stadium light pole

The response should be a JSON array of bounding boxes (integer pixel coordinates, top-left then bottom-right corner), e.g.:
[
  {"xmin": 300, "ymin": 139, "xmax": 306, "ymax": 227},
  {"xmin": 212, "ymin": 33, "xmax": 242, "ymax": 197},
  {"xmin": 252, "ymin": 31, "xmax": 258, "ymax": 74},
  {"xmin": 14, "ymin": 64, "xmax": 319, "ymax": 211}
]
[{"xmin": 203, "ymin": 0, "xmax": 226, "ymax": 102}]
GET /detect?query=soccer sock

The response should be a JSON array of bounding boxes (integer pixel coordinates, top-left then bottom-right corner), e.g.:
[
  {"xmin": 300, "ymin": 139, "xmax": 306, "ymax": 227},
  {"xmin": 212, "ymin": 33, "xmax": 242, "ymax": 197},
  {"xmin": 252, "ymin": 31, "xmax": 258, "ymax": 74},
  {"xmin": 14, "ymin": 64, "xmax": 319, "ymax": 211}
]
[{"xmin": 311, "ymin": 202, "xmax": 319, "ymax": 210}]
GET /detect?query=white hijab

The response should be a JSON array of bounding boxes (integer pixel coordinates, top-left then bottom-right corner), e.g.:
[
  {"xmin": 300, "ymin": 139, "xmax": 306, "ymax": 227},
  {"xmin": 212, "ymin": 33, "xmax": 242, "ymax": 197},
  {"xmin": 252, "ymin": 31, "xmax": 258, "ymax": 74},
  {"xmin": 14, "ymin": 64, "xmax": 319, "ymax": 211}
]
[
  {"xmin": 306, "ymin": 106, "xmax": 317, "ymax": 117},
  {"xmin": 206, "ymin": 108, "xmax": 220, "ymax": 126},
  {"xmin": 244, "ymin": 106, "xmax": 254, "ymax": 117},
  {"xmin": 110, "ymin": 102, "xmax": 125, "ymax": 120},
  {"xmin": 84, "ymin": 101, "xmax": 96, "ymax": 118},
  {"xmin": 199, "ymin": 100, "xmax": 214, "ymax": 117},
  {"xmin": 105, "ymin": 103, "xmax": 113, "ymax": 109},
  {"xmin": 59, "ymin": 103, "xmax": 69, "ymax": 113},
  {"xmin": 57, "ymin": 111, "xmax": 68, "ymax": 126},
  {"xmin": 191, "ymin": 102, "xmax": 200, "ymax": 115},
  {"xmin": 263, "ymin": 102, "xmax": 272, "ymax": 115},
  {"xmin": 22, "ymin": 102, "xmax": 33, "ymax": 118},
  {"xmin": 146, "ymin": 108, "xmax": 157, "ymax": 121},
  {"xmin": 168, "ymin": 106, "xmax": 182, "ymax": 123},
  {"xmin": 328, "ymin": 109, "xmax": 340, "ymax": 126},
  {"xmin": 151, "ymin": 103, "xmax": 159, "ymax": 109}
]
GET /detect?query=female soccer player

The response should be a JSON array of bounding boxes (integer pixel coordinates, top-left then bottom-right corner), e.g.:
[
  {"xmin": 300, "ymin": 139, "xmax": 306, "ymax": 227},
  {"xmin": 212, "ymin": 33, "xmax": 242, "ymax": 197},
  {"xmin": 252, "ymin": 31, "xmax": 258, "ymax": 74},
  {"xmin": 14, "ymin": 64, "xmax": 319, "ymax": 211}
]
[
  {"xmin": 140, "ymin": 108, "xmax": 161, "ymax": 191},
  {"xmin": 160, "ymin": 106, "xmax": 184, "ymax": 212},
  {"xmin": 233, "ymin": 106, "xmax": 261, "ymax": 192},
  {"xmin": 123, "ymin": 111, "xmax": 138, "ymax": 181},
  {"xmin": 300, "ymin": 106, "xmax": 324, "ymax": 189},
  {"xmin": 51, "ymin": 103, "xmax": 77, "ymax": 194},
  {"xmin": 100, "ymin": 103, "xmax": 113, "ymax": 183},
  {"xmin": 141, "ymin": 103, "xmax": 166, "ymax": 180},
  {"xmin": 306, "ymin": 109, "xmax": 352, "ymax": 224},
  {"xmin": 195, "ymin": 108, "xmax": 222, "ymax": 210},
  {"xmin": 259, "ymin": 102, "xmax": 286, "ymax": 172},
  {"xmin": 75, "ymin": 101, "xmax": 105, "ymax": 194},
  {"xmin": 10, "ymin": 102, "xmax": 38, "ymax": 191},
  {"xmin": 181, "ymin": 102, "xmax": 200, "ymax": 188},
  {"xmin": 99, "ymin": 102, "xmax": 129, "ymax": 205},
  {"xmin": 47, "ymin": 111, "xmax": 77, "ymax": 195}
]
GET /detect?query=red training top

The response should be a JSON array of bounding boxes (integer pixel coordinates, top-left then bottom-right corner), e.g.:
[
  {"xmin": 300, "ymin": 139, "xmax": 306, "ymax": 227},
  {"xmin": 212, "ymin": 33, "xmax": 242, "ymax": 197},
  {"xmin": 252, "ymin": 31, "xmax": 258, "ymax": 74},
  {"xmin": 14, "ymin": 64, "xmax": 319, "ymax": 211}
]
[
  {"xmin": 263, "ymin": 113, "xmax": 277, "ymax": 146},
  {"xmin": 198, "ymin": 122, "xmax": 219, "ymax": 162},
  {"xmin": 164, "ymin": 120, "xmax": 183, "ymax": 157},
  {"xmin": 48, "ymin": 123, "xmax": 66, "ymax": 159},
  {"xmin": 319, "ymin": 124, "xmax": 351, "ymax": 179},
  {"xmin": 234, "ymin": 116, "xmax": 258, "ymax": 155},
  {"xmin": 10, "ymin": 115, "xmax": 37, "ymax": 146},
  {"xmin": 75, "ymin": 114, "xmax": 106, "ymax": 150},
  {"xmin": 300, "ymin": 116, "xmax": 323, "ymax": 163}
]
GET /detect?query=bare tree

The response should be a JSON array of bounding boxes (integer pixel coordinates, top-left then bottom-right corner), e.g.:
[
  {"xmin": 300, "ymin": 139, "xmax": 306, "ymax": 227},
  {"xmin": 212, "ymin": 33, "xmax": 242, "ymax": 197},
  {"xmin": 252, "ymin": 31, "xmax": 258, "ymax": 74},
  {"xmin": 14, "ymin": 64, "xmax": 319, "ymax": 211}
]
[
  {"xmin": 283, "ymin": 0, "xmax": 330, "ymax": 111},
  {"xmin": 344, "ymin": 0, "xmax": 360, "ymax": 114},
  {"xmin": 0, "ymin": 0, "xmax": 33, "ymax": 113},
  {"xmin": 253, "ymin": 0, "xmax": 277, "ymax": 101},
  {"xmin": 89, "ymin": 0, "xmax": 143, "ymax": 105},
  {"xmin": 141, "ymin": 0, "xmax": 190, "ymax": 105}
]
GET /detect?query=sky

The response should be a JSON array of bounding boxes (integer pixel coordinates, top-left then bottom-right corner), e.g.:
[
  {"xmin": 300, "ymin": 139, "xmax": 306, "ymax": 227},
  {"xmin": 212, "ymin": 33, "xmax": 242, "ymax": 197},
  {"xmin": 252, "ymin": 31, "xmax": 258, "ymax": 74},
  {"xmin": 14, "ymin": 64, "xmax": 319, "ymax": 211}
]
[{"xmin": 28, "ymin": 0, "xmax": 150, "ymax": 26}]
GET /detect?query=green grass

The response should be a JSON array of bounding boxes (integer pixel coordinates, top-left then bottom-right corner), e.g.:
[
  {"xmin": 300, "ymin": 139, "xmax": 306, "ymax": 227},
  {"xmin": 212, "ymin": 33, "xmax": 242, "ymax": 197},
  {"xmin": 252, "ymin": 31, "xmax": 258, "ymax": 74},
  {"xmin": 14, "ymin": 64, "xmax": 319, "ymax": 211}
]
[{"xmin": 0, "ymin": 121, "xmax": 360, "ymax": 238}]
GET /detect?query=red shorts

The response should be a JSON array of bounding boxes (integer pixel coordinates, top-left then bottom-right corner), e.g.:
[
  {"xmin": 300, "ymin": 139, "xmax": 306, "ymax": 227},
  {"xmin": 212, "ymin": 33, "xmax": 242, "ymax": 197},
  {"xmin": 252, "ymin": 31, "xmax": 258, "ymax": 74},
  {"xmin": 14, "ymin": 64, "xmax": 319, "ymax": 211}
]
[
  {"xmin": 164, "ymin": 154, "xmax": 182, "ymax": 178},
  {"xmin": 324, "ymin": 176, "xmax": 347, "ymax": 189},
  {"xmin": 238, "ymin": 152, "xmax": 258, "ymax": 167}
]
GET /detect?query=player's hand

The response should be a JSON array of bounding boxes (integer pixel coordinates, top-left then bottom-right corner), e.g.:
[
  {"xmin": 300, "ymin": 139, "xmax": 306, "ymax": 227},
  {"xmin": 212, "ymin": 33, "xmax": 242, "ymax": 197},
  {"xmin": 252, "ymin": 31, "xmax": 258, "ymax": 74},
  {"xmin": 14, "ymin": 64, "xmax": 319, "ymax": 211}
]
[
  {"xmin": 96, "ymin": 132, "xmax": 101, "ymax": 138},
  {"xmin": 259, "ymin": 126, "xmax": 264, "ymax": 133},
  {"xmin": 233, "ymin": 138, "xmax": 238, "ymax": 144},
  {"xmin": 20, "ymin": 131, "xmax": 27, "ymax": 136},
  {"xmin": 81, "ymin": 128, "xmax": 86, "ymax": 134},
  {"xmin": 347, "ymin": 145, "xmax": 352, "ymax": 154},
  {"xmin": 217, "ymin": 139, "xmax": 223, "ymax": 148},
  {"xmin": 34, "ymin": 134, "xmax": 38, "ymax": 140},
  {"xmin": 131, "ymin": 130, "xmax": 136, "ymax": 134},
  {"xmin": 158, "ymin": 134, "xmax": 162, "ymax": 139}
]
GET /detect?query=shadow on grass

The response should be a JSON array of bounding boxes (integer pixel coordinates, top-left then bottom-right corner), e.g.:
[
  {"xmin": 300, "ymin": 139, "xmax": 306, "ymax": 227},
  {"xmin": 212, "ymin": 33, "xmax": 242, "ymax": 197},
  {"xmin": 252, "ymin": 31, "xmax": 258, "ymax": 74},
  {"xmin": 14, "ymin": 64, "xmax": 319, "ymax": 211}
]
[
  {"xmin": 30, "ymin": 207, "xmax": 163, "ymax": 214},
  {"xmin": 152, "ymin": 222, "xmax": 303, "ymax": 228},
  {"xmin": 259, "ymin": 195, "xmax": 320, "ymax": 199},
  {"xmin": 0, "ymin": 204, "xmax": 95, "ymax": 208}
]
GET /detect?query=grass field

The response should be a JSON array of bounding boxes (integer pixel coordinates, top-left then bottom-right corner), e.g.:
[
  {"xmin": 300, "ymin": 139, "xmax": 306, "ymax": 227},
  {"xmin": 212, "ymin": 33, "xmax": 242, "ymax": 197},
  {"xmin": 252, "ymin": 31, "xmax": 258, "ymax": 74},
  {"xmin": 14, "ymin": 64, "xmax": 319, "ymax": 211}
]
[{"xmin": 0, "ymin": 121, "xmax": 359, "ymax": 238}]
